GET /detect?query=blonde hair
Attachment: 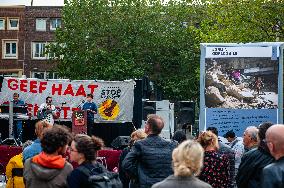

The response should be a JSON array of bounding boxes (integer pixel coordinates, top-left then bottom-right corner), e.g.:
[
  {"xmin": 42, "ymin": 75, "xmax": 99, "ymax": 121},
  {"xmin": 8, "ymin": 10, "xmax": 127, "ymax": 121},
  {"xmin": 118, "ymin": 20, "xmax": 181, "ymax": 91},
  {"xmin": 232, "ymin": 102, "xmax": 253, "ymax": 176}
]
[
  {"xmin": 197, "ymin": 131, "xmax": 219, "ymax": 150},
  {"xmin": 172, "ymin": 140, "xmax": 204, "ymax": 177},
  {"xmin": 35, "ymin": 120, "xmax": 53, "ymax": 139},
  {"xmin": 131, "ymin": 129, "xmax": 147, "ymax": 141}
]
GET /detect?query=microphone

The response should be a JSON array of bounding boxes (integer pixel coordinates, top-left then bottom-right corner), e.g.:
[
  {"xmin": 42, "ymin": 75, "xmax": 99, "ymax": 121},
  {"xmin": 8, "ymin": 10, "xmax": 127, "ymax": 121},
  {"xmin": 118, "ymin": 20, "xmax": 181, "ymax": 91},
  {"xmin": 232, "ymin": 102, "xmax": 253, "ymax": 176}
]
[{"xmin": 82, "ymin": 100, "xmax": 85, "ymax": 103}]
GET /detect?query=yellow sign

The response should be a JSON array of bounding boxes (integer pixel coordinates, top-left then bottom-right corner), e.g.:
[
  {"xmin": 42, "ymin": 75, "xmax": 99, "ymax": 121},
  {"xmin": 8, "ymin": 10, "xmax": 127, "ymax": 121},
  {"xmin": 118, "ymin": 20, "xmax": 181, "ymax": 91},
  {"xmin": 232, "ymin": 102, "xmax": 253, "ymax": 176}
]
[{"xmin": 99, "ymin": 99, "xmax": 120, "ymax": 120}]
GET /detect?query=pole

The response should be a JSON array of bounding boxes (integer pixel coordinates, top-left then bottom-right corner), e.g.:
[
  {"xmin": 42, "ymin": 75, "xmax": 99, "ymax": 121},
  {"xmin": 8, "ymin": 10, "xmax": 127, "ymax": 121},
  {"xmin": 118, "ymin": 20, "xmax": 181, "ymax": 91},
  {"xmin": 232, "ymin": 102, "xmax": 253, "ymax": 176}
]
[{"xmin": 9, "ymin": 101, "xmax": 14, "ymax": 138}]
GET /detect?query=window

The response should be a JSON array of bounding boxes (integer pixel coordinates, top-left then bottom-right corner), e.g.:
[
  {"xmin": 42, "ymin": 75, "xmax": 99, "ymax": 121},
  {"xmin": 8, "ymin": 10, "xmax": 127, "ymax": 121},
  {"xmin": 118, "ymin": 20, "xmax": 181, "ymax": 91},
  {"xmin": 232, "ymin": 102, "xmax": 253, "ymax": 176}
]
[
  {"xmin": 36, "ymin": 18, "xmax": 46, "ymax": 31},
  {"xmin": 50, "ymin": 18, "xmax": 61, "ymax": 31},
  {"xmin": 2, "ymin": 40, "xmax": 18, "ymax": 59},
  {"xmin": 32, "ymin": 42, "xmax": 47, "ymax": 59},
  {"xmin": 32, "ymin": 71, "xmax": 59, "ymax": 79},
  {"xmin": 0, "ymin": 18, "xmax": 5, "ymax": 30},
  {"xmin": 7, "ymin": 18, "xmax": 19, "ymax": 30}
]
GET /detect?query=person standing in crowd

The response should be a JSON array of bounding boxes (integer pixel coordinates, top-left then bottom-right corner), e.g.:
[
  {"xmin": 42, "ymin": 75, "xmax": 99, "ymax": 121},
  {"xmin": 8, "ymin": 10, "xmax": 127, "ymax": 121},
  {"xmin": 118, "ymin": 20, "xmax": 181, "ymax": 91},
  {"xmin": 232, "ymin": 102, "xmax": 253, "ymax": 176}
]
[
  {"xmin": 197, "ymin": 131, "xmax": 230, "ymax": 188},
  {"xmin": 38, "ymin": 96, "xmax": 58, "ymax": 125},
  {"xmin": 236, "ymin": 122, "xmax": 274, "ymax": 188},
  {"xmin": 242, "ymin": 126, "xmax": 259, "ymax": 152},
  {"xmin": 24, "ymin": 126, "xmax": 73, "ymax": 188},
  {"xmin": 6, "ymin": 140, "xmax": 32, "ymax": 188},
  {"xmin": 260, "ymin": 124, "xmax": 284, "ymax": 188},
  {"xmin": 224, "ymin": 130, "xmax": 244, "ymax": 173},
  {"xmin": 81, "ymin": 94, "xmax": 97, "ymax": 136},
  {"xmin": 23, "ymin": 120, "xmax": 52, "ymax": 162},
  {"xmin": 67, "ymin": 134, "xmax": 108, "ymax": 187},
  {"xmin": 152, "ymin": 140, "xmax": 212, "ymax": 188},
  {"xmin": 172, "ymin": 130, "xmax": 187, "ymax": 144},
  {"xmin": 207, "ymin": 127, "xmax": 235, "ymax": 188},
  {"xmin": 122, "ymin": 114, "xmax": 177, "ymax": 188},
  {"xmin": 12, "ymin": 93, "xmax": 25, "ymax": 141},
  {"xmin": 119, "ymin": 129, "xmax": 147, "ymax": 188}
]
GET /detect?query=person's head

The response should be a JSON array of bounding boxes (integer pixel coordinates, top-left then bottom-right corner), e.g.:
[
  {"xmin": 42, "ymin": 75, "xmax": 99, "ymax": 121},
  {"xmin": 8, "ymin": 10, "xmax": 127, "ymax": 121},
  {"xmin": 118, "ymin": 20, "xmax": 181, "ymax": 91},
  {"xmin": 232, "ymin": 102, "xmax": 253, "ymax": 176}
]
[
  {"xmin": 86, "ymin": 94, "xmax": 93, "ymax": 102},
  {"xmin": 144, "ymin": 114, "xmax": 164, "ymax": 135},
  {"xmin": 13, "ymin": 93, "xmax": 19, "ymax": 101},
  {"xmin": 265, "ymin": 124, "xmax": 284, "ymax": 160},
  {"xmin": 70, "ymin": 134, "xmax": 104, "ymax": 164},
  {"xmin": 172, "ymin": 140, "xmax": 204, "ymax": 177},
  {"xmin": 129, "ymin": 129, "xmax": 147, "ymax": 146},
  {"xmin": 172, "ymin": 130, "xmax": 187, "ymax": 144},
  {"xmin": 224, "ymin": 130, "xmax": 236, "ymax": 143},
  {"xmin": 35, "ymin": 120, "xmax": 53, "ymax": 139},
  {"xmin": 197, "ymin": 131, "xmax": 219, "ymax": 150},
  {"xmin": 22, "ymin": 140, "xmax": 33, "ymax": 151},
  {"xmin": 206, "ymin": 127, "xmax": 218, "ymax": 136},
  {"xmin": 46, "ymin": 96, "xmax": 52, "ymax": 104},
  {"xmin": 41, "ymin": 126, "xmax": 72, "ymax": 155},
  {"xmin": 258, "ymin": 122, "xmax": 273, "ymax": 152},
  {"xmin": 243, "ymin": 126, "xmax": 258, "ymax": 149}
]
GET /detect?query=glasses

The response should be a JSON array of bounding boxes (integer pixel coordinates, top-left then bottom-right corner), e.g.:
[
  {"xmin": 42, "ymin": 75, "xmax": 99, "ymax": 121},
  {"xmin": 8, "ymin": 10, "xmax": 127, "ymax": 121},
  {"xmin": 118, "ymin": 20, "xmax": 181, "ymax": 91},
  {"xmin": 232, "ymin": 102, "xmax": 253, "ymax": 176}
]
[{"xmin": 69, "ymin": 147, "xmax": 78, "ymax": 152}]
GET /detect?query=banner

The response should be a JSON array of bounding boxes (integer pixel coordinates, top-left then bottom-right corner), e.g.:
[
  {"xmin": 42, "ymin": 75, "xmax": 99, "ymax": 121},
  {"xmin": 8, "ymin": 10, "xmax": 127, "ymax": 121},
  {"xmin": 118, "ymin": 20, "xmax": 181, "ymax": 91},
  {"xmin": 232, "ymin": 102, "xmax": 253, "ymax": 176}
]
[
  {"xmin": 200, "ymin": 43, "xmax": 284, "ymax": 136},
  {"xmin": 0, "ymin": 78, "xmax": 135, "ymax": 122}
]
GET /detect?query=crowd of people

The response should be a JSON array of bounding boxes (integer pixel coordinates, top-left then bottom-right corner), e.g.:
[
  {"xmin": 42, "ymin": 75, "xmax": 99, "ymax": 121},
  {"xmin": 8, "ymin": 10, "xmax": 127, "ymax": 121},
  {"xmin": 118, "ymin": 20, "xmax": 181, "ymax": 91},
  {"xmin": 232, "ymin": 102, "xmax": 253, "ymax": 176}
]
[{"xmin": 4, "ymin": 113, "xmax": 284, "ymax": 188}]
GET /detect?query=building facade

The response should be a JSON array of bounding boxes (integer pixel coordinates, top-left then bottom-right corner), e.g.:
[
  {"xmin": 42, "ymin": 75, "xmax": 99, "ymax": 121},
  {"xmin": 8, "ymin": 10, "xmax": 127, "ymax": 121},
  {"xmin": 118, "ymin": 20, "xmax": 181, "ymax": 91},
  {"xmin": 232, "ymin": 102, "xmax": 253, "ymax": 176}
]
[
  {"xmin": 0, "ymin": 6, "xmax": 25, "ymax": 77},
  {"xmin": 0, "ymin": 6, "xmax": 62, "ymax": 78}
]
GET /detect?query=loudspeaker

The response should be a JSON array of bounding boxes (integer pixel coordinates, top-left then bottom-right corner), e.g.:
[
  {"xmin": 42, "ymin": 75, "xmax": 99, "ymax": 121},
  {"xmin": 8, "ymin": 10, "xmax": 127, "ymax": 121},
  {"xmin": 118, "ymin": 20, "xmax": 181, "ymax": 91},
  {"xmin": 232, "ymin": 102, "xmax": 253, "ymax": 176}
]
[
  {"xmin": 142, "ymin": 101, "xmax": 156, "ymax": 121},
  {"xmin": 111, "ymin": 136, "xmax": 131, "ymax": 150},
  {"xmin": 177, "ymin": 101, "xmax": 195, "ymax": 127}
]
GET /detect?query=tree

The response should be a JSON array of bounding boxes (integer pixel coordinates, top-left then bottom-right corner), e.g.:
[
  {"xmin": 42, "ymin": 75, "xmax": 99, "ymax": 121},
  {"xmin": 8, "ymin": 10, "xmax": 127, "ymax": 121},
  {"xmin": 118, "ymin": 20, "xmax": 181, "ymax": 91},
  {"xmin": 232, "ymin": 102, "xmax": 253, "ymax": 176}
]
[{"xmin": 50, "ymin": 0, "xmax": 202, "ymax": 101}]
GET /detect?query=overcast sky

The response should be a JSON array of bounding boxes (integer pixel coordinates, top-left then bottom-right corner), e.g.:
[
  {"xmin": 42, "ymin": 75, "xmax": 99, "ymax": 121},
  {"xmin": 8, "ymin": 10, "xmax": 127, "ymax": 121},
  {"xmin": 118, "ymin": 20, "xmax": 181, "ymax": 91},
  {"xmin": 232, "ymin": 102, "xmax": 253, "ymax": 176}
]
[{"xmin": 0, "ymin": 0, "xmax": 64, "ymax": 6}]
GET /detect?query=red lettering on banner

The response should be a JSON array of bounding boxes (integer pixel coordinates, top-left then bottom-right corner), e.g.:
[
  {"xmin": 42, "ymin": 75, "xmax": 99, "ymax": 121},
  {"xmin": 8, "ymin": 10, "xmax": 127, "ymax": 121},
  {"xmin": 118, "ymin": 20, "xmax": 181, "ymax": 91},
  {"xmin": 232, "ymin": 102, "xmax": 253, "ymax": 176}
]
[
  {"xmin": 27, "ymin": 103, "xmax": 33, "ymax": 117},
  {"xmin": 20, "ymin": 80, "xmax": 28, "ymax": 92},
  {"xmin": 75, "ymin": 85, "xmax": 86, "ymax": 97},
  {"xmin": 29, "ymin": 80, "xmax": 37, "ymax": 93},
  {"xmin": 34, "ymin": 104, "xmax": 39, "ymax": 116},
  {"xmin": 61, "ymin": 106, "xmax": 70, "ymax": 119},
  {"xmin": 39, "ymin": 81, "xmax": 47, "ymax": 93},
  {"xmin": 52, "ymin": 83, "xmax": 62, "ymax": 95},
  {"xmin": 63, "ymin": 84, "xmax": 74, "ymax": 96},
  {"xmin": 88, "ymin": 84, "xmax": 98, "ymax": 94},
  {"xmin": 8, "ymin": 79, "xmax": 18, "ymax": 90}
]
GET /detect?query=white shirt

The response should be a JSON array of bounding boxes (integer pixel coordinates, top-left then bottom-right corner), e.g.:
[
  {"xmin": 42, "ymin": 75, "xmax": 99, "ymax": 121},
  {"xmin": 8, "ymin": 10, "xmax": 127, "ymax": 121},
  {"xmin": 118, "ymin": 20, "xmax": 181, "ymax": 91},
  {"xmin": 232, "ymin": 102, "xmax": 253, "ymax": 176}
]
[{"xmin": 39, "ymin": 103, "xmax": 57, "ymax": 125}]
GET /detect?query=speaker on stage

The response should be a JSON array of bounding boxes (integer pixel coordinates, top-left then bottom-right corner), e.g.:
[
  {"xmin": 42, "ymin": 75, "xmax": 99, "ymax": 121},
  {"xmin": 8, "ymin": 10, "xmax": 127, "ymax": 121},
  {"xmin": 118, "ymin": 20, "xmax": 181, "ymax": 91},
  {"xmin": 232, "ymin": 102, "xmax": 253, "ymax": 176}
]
[
  {"xmin": 111, "ymin": 136, "xmax": 131, "ymax": 150},
  {"xmin": 142, "ymin": 101, "xmax": 156, "ymax": 121},
  {"xmin": 177, "ymin": 101, "xmax": 195, "ymax": 129}
]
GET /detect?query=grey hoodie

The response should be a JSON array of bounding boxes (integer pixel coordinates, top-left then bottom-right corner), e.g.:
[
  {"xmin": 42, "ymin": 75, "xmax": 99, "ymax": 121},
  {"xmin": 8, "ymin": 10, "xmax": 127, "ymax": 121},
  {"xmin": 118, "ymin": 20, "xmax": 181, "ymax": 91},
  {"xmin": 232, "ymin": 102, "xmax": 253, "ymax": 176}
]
[{"xmin": 24, "ymin": 158, "xmax": 73, "ymax": 188}]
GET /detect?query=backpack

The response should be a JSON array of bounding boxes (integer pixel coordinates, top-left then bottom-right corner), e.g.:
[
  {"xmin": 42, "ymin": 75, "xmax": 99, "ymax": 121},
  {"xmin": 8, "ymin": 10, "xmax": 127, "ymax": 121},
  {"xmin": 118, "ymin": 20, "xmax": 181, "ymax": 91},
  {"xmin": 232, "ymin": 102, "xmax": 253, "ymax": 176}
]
[{"xmin": 78, "ymin": 165, "xmax": 123, "ymax": 188}]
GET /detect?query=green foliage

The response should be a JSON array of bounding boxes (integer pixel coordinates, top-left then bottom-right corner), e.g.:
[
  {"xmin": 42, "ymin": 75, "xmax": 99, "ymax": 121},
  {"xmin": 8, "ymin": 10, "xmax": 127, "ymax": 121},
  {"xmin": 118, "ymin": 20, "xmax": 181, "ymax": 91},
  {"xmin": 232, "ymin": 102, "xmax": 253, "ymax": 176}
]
[
  {"xmin": 50, "ymin": 0, "xmax": 201, "ymax": 100},
  {"xmin": 50, "ymin": 0, "xmax": 284, "ymax": 101}
]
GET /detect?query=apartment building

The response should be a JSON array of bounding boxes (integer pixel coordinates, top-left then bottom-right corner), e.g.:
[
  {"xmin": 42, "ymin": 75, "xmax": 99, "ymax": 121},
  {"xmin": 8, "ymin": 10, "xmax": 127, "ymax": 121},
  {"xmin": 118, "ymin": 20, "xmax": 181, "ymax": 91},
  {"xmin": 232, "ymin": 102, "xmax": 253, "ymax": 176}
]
[{"xmin": 0, "ymin": 6, "xmax": 62, "ymax": 79}]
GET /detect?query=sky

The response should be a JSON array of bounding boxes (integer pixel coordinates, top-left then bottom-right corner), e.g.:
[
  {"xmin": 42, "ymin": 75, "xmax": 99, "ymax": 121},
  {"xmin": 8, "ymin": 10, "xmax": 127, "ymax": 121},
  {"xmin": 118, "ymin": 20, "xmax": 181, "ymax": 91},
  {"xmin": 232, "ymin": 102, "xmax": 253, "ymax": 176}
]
[{"xmin": 0, "ymin": 0, "xmax": 64, "ymax": 6}]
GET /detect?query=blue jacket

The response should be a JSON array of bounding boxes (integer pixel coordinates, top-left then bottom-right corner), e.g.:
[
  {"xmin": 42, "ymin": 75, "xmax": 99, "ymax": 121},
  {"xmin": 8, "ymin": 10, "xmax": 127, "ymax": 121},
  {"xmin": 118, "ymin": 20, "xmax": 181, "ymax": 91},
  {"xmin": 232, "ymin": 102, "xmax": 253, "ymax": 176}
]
[
  {"xmin": 122, "ymin": 135, "xmax": 177, "ymax": 188},
  {"xmin": 82, "ymin": 102, "xmax": 97, "ymax": 120},
  {"xmin": 23, "ymin": 139, "xmax": 42, "ymax": 162}
]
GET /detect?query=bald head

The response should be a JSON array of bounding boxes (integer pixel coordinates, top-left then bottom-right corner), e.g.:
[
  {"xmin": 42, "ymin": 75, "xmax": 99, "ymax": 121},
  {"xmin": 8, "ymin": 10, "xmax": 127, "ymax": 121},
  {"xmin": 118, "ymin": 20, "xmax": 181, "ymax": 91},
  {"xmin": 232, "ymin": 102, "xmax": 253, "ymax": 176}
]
[
  {"xmin": 266, "ymin": 124, "xmax": 284, "ymax": 160},
  {"xmin": 145, "ymin": 114, "xmax": 164, "ymax": 135}
]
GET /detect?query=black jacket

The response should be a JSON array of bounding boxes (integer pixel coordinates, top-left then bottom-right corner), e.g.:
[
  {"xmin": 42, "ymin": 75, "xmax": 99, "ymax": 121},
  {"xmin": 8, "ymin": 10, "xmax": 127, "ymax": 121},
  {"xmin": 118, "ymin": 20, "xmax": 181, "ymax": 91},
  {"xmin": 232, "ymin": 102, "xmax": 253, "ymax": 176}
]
[
  {"xmin": 261, "ymin": 156, "xmax": 284, "ymax": 188},
  {"xmin": 236, "ymin": 147, "xmax": 274, "ymax": 188},
  {"xmin": 67, "ymin": 162, "xmax": 107, "ymax": 188},
  {"xmin": 122, "ymin": 135, "xmax": 177, "ymax": 188},
  {"xmin": 152, "ymin": 175, "xmax": 212, "ymax": 188}
]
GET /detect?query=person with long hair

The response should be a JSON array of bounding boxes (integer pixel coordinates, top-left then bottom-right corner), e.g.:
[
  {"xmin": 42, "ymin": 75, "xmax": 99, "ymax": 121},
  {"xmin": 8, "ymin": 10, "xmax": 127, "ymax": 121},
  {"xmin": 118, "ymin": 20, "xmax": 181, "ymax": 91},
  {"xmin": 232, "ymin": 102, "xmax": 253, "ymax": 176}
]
[
  {"xmin": 67, "ymin": 134, "xmax": 107, "ymax": 188},
  {"xmin": 197, "ymin": 131, "xmax": 230, "ymax": 188},
  {"xmin": 152, "ymin": 140, "xmax": 212, "ymax": 188}
]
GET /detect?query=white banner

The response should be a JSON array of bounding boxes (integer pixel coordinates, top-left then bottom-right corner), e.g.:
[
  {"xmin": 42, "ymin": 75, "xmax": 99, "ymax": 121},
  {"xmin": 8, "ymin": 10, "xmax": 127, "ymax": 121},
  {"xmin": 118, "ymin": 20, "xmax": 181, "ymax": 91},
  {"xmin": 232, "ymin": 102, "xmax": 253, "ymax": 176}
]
[{"xmin": 0, "ymin": 78, "xmax": 135, "ymax": 122}]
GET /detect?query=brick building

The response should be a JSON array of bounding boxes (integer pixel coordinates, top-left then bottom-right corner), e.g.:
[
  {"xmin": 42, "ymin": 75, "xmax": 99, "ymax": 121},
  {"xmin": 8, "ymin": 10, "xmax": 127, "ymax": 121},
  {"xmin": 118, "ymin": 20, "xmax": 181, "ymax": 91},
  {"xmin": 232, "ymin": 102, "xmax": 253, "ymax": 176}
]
[
  {"xmin": 0, "ymin": 6, "xmax": 62, "ymax": 78},
  {"xmin": 0, "ymin": 6, "xmax": 25, "ymax": 77}
]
